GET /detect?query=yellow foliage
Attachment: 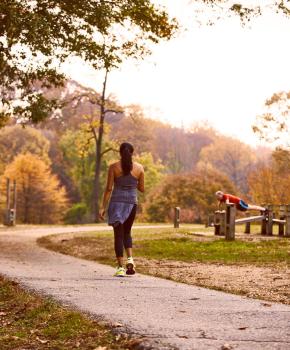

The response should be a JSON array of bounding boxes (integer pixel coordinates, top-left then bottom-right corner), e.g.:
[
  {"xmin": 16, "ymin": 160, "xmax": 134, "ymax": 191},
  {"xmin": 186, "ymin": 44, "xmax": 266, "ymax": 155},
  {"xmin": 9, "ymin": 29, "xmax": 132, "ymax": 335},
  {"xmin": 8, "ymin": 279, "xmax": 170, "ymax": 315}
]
[
  {"xmin": 248, "ymin": 166, "xmax": 290, "ymax": 204},
  {"xmin": 2, "ymin": 153, "xmax": 68, "ymax": 224}
]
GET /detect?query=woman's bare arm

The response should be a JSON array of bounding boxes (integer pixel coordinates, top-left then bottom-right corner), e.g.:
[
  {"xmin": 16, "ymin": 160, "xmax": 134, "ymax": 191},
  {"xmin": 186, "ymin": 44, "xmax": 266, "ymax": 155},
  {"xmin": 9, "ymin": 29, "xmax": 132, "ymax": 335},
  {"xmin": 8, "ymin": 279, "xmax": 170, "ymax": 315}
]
[
  {"xmin": 99, "ymin": 165, "xmax": 114, "ymax": 219},
  {"xmin": 137, "ymin": 167, "xmax": 145, "ymax": 193}
]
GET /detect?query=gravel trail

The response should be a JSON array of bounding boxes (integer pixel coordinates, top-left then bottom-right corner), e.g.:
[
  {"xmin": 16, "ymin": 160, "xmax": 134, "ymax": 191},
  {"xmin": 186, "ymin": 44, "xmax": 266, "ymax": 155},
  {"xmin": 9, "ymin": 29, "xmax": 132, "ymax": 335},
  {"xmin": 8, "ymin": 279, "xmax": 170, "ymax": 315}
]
[{"xmin": 0, "ymin": 225, "xmax": 289, "ymax": 350}]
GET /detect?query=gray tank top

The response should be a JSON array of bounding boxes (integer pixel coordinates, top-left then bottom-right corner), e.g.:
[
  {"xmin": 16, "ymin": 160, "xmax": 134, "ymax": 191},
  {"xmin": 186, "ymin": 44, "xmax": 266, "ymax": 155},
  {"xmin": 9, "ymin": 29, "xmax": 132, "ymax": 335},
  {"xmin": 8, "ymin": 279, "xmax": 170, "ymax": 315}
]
[{"xmin": 110, "ymin": 174, "xmax": 138, "ymax": 204}]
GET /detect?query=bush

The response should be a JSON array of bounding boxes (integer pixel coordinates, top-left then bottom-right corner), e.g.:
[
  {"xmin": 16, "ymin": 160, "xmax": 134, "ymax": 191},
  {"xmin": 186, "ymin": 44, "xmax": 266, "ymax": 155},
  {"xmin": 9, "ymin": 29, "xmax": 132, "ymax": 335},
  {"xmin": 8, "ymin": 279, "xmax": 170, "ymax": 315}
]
[
  {"xmin": 64, "ymin": 203, "xmax": 88, "ymax": 224},
  {"xmin": 144, "ymin": 169, "xmax": 237, "ymax": 223}
]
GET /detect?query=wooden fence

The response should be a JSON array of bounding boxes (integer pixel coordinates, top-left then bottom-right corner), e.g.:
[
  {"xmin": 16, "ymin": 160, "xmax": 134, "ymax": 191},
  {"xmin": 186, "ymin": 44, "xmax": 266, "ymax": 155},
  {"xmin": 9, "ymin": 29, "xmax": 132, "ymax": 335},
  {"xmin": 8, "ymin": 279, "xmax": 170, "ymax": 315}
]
[{"xmin": 214, "ymin": 204, "xmax": 290, "ymax": 240}]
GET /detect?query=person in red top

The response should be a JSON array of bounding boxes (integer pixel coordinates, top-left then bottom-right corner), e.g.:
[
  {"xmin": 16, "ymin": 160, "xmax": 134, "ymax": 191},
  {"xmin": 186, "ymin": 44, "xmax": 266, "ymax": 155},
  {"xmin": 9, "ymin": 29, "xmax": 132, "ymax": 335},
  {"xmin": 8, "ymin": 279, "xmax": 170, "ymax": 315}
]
[{"xmin": 215, "ymin": 191, "xmax": 266, "ymax": 212}]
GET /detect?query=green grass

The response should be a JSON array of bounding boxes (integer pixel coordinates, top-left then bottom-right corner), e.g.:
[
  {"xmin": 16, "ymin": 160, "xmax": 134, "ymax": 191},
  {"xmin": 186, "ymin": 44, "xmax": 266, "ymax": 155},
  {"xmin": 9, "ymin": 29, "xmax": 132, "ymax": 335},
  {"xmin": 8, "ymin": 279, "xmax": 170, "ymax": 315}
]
[
  {"xmin": 0, "ymin": 276, "xmax": 139, "ymax": 349},
  {"xmin": 134, "ymin": 237, "xmax": 290, "ymax": 265},
  {"xmin": 39, "ymin": 226, "xmax": 290, "ymax": 266}
]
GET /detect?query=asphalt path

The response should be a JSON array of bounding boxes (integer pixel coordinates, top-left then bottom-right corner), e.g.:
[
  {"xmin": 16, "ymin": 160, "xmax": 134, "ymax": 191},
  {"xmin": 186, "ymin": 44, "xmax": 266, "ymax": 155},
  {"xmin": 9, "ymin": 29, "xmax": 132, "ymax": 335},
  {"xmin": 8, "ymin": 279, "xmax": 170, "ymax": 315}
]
[{"xmin": 0, "ymin": 225, "xmax": 289, "ymax": 350}]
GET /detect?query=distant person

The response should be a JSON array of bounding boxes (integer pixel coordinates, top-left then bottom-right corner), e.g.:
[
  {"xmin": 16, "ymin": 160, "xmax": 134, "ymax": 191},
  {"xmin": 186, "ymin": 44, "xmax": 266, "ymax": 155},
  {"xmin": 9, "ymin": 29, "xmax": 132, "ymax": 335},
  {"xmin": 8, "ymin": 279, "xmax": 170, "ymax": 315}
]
[
  {"xmin": 100, "ymin": 142, "xmax": 144, "ymax": 277},
  {"xmin": 215, "ymin": 191, "xmax": 266, "ymax": 212}
]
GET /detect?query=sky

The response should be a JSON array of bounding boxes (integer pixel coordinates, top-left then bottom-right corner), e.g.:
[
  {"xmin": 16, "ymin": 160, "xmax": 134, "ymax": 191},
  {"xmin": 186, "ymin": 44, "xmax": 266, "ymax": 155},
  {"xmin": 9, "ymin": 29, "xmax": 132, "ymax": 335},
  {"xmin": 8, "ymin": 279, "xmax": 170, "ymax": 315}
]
[{"xmin": 63, "ymin": 0, "xmax": 290, "ymax": 148}]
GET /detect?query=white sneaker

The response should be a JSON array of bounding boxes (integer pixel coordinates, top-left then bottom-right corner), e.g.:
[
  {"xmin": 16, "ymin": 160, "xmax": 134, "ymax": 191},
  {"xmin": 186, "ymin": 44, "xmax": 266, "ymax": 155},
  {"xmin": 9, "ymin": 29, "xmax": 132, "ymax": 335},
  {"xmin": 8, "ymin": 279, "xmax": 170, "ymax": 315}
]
[
  {"xmin": 114, "ymin": 266, "xmax": 125, "ymax": 277},
  {"xmin": 126, "ymin": 257, "xmax": 136, "ymax": 275}
]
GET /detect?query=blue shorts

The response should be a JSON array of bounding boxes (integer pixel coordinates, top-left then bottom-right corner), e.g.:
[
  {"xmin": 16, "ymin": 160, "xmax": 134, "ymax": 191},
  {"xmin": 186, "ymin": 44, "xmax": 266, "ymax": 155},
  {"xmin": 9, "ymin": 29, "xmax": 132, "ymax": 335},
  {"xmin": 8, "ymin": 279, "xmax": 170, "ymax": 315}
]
[{"xmin": 237, "ymin": 200, "xmax": 248, "ymax": 211}]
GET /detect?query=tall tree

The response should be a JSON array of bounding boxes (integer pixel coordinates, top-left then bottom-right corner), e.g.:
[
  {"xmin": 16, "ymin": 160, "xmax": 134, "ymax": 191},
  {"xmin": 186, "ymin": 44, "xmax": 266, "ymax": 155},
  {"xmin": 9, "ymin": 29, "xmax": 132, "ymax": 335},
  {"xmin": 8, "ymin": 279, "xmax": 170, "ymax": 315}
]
[
  {"xmin": 0, "ymin": 0, "xmax": 177, "ymax": 126},
  {"xmin": 2, "ymin": 153, "xmax": 67, "ymax": 223}
]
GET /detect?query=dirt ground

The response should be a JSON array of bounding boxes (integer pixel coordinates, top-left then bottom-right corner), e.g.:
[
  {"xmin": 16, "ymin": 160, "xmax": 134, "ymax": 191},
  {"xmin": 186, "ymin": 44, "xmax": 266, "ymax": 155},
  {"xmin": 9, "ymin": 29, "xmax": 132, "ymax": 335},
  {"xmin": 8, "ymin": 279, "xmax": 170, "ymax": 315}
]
[{"xmin": 137, "ymin": 257, "xmax": 290, "ymax": 305}]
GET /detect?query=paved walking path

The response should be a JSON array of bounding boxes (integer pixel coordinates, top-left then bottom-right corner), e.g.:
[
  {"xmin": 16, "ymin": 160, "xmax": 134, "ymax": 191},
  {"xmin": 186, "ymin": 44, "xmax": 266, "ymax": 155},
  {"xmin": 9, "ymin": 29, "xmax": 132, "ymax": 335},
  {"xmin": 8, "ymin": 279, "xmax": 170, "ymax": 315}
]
[{"xmin": 0, "ymin": 225, "xmax": 289, "ymax": 350}]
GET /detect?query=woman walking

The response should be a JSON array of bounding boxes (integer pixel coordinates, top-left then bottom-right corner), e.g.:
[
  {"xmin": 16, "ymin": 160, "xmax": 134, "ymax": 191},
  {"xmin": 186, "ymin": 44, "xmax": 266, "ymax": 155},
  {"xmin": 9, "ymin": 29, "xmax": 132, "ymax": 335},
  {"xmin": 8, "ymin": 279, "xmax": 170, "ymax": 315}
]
[{"xmin": 100, "ymin": 142, "xmax": 144, "ymax": 277}]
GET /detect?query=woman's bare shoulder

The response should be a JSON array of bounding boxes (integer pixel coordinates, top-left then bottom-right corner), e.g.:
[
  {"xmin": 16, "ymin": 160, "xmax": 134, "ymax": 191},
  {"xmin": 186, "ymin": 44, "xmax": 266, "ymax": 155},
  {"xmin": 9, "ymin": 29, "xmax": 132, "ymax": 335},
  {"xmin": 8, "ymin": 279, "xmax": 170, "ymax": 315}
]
[
  {"xmin": 133, "ymin": 162, "xmax": 144, "ymax": 172},
  {"xmin": 110, "ymin": 161, "xmax": 121, "ymax": 168}
]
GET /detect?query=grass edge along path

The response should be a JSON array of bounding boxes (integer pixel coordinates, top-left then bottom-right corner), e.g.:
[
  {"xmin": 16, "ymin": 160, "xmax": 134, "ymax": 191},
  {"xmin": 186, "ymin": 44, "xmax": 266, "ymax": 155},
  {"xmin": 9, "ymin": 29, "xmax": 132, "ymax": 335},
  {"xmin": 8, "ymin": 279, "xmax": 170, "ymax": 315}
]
[
  {"xmin": 0, "ymin": 275, "xmax": 143, "ymax": 350},
  {"xmin": 38, "ymin": 227, "xmax": 290, "ymax": 306}
]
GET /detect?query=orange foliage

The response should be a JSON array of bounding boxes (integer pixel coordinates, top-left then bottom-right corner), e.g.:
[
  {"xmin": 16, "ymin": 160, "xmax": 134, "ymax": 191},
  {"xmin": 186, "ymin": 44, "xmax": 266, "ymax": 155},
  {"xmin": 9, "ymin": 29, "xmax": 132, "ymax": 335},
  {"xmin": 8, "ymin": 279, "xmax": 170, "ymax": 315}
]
[{"xmin": 2, "ymin": 153, "xmax": 68, "ymax": 224}]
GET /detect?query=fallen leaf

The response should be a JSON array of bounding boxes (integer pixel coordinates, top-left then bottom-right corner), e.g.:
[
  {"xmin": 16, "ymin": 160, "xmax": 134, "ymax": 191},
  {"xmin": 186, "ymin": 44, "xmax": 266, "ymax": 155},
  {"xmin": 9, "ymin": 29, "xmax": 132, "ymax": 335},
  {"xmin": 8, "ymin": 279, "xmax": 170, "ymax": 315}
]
[
  {"xmin": 221, "ymin": 344, "xmax": 233, "ymax": 350},
  {"xmin": 36, "ymin": 337, "xmax": 49, "ymax": 344},
  {"xmin": 112, "ymin": 322, "xmax": 123, "ymax": 328}
]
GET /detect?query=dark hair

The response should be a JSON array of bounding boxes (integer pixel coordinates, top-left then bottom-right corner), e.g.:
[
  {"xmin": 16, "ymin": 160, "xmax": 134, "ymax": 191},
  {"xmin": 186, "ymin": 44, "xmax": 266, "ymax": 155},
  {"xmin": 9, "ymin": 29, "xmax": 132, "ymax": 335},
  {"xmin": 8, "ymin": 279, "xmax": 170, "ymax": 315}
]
[{"xmin": 120, "ymin": 142, "xmax": 134, "ymax": 175}]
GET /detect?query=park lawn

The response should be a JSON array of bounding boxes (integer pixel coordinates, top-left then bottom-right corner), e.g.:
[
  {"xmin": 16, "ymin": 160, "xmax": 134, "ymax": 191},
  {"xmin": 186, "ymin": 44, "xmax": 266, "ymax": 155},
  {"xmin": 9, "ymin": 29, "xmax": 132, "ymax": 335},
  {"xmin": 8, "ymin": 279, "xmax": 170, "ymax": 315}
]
[
  {"xmin": 38, "ymin": 226, "xmax": 290, "ymax": 267},
  {"xmin": 0, "ymin": 276, "xmax": 140, "ymax": 350}
]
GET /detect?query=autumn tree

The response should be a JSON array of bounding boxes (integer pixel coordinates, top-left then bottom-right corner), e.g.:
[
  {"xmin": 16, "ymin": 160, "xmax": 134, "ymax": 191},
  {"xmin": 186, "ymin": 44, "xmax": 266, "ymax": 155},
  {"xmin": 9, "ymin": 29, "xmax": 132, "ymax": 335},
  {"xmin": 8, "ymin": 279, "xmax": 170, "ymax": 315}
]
[
  {"xmin": 144, "ymin": 168, "xmax": 236, "ymax": 223},
  {"xmin": 0, "ymin": 125, "xmax": 50, "ymax": 174},
  {"xmin": 2, "ymin": 153, "xmax": 67, "ymax": 223},
  {"xmin": 249, "ymin": 148, "xmax": 290, "ymax": 204},
  {"xmin": 59, "ymin": 127, "xmax": 117, "ymax": 212},
  {"xmin": 0, "ymin": 0, "xmax": 177, "ymax": 126},
  {"xmin": 253, "ymin": 91, "xmax": 290, "ymax": 147},
  {"xmin": 198, "ymin": 136, "xmax": 257, "ymax": 193}
]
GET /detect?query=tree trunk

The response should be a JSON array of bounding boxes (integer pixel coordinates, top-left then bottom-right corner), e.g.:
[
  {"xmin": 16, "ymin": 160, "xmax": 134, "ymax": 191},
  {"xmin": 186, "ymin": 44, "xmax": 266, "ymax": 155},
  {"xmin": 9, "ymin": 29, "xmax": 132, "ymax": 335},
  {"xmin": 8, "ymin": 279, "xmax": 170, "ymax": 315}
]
[{"xmin": 92, "ymin": 69, "xmax": 108, "ymax": 222}]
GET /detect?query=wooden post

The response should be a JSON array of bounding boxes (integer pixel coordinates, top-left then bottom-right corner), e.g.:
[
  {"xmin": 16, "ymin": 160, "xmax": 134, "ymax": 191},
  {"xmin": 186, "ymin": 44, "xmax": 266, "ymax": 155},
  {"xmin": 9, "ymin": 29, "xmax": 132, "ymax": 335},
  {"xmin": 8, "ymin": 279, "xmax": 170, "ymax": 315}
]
[
  {"xmin": 244, "ymin": 213, "xmax": 251, "ymax": 234},
  {"xmin": 266, "ymin": 205, "xmax": 273, "ymax": 236},
  {"xmin": 214, "ymin": 210, "xmax": 226, "ymax": 236},
  {"xmin": 278, "ymin": 205, "xmax": 285, "ymax": 236},
  {"xmin": 174, "ymin": 207, "xmax": 180, "ymax": 228},
  {"xmin": 11, "ymin": 180, "xmax": 17, "ymax": 225},
  {"xmin": 6, "ymin": 178, "xmax": 10, "ymax": 210},
  {"xmin": 3, "ymin": 178, "xmax": 16, "ymax": 226},
  {"xmin": 285, "ymin": 205, "xmax": 290, "ymax": 237},
  {"xmin": 261, "ymin": 205, "xmax": 267, "ymax": 235},
  {"xmin": 225, "ymin": 204, "xmax": 235, "ymax": 241},
  {"xmin": 214, "ymin": 211, "xmax": 220, "ymax": 235},
  {"xmin": 220, "ymin": 210, "xmax": 226, "ymax": 236},
  {"xmin": 4, "ymin": 178, "xmax": 11, "ymax": 226}
]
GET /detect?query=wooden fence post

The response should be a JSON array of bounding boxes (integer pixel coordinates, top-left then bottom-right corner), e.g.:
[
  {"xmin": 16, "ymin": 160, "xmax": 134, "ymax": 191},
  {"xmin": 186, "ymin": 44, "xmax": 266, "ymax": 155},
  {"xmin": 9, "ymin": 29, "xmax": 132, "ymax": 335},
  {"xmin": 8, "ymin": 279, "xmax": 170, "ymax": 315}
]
[
  {"xmin": 285, "ymin": 205, "xmax": 290, "ymax": 237},
  {"xmin": 261, "ymin": 205, "xmax": 267, "ymax": 235},
  {"xmin": 278, "ymin": 205, "xmax": 285, "ymax": 236},
  {"xmin": 266, "ymin": 205, "xmax": 273, "ymax": 236},
  {"xmin": 3, "ymin": 178, "xmax": 17, "ymax": 226},
  {"xmin": 244, "ymin": 213, "xmax": 251, "ymax": 234},
  {"xmin": 12, "ymin": 180, "xmax": 17, "ymax": 226},
  {"xmin": 214, "ymin": 210, "xmax": 226, "ymax": 236},
  {"xmin": 174, "ymin": 207, "xmax": 180, "ymax": 228},
  {"xmin": 225, "ymin": 204, "xmax": 235, "ymax": 241},
  {"xmin": 4, "ymin": 178, "xmax": 10, "ymax": 226}
]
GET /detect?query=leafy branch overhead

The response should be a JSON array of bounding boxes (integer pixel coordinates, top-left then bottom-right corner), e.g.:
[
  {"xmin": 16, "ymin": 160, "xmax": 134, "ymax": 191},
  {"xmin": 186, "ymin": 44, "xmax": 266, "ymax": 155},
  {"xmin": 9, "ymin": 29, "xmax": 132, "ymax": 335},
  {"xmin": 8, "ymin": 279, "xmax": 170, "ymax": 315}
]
[
  {"xmin": 253, "ymin": 91, "xmax": 290, "ymax": 147},
  {"xmin": 0, "ymin": 0, "xmax": 177, "ymax": 125},
  {"xmin": 190, "ymin": 1, "xmax": 290, "ymax": 24}
]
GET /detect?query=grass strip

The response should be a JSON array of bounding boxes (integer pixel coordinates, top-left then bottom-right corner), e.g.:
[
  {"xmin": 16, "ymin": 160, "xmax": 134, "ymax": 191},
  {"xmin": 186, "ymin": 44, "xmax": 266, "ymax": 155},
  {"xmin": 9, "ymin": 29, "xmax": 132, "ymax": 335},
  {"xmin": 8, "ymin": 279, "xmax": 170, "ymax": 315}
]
[
  {"xmin": 0, "ymin": 276, "xmax": 140, "ymax": 350},
  {"xmin": 39, "ymin": 228, "xmax": 290, "ymax": 266}
]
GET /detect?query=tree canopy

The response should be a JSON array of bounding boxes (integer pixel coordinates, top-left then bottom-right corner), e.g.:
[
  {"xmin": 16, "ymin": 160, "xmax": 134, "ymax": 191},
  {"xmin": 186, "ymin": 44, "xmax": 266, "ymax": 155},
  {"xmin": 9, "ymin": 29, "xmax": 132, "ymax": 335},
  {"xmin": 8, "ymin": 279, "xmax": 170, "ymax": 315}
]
[
  {"xmin": 0, "ymin": 125, "xmax": 50, "ymax": 174},
  {"xmin": 0, "ymin": 0, "xmax": 177, "ymax": 125}
]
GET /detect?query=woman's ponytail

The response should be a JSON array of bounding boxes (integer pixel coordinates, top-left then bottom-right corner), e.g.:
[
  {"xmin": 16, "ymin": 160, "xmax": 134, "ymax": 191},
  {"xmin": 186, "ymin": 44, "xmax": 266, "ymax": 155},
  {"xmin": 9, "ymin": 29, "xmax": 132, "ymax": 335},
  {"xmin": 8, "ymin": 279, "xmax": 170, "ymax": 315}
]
[{"xmin": 120, "ymin": 142, "xmax": 134, "ymax": 175}]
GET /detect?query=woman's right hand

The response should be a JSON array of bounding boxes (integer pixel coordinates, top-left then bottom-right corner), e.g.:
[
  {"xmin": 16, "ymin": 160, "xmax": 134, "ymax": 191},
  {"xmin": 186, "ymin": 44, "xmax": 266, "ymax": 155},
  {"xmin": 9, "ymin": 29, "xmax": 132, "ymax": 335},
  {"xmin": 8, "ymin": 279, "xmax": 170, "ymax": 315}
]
[{"xmin": 99, "ymin": 209, "xmax": 106, "ymax": 221}]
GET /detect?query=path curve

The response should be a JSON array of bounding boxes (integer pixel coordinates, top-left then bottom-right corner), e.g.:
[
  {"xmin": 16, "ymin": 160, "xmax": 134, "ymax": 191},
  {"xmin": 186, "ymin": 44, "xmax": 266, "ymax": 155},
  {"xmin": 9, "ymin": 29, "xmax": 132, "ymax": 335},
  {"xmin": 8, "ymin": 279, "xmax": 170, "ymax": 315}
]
[{"xmin": 0, "ymin": 225, "xmax": 289, "ymax": 350}]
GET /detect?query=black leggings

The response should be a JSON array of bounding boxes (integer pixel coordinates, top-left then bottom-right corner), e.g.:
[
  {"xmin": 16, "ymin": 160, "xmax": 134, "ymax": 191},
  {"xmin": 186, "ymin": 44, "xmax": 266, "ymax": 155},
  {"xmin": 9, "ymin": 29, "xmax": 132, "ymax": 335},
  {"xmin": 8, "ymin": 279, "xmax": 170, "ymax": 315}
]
[{"xmin": 113, "ymin": 205, "xmax": 137, "ymax": 257}]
